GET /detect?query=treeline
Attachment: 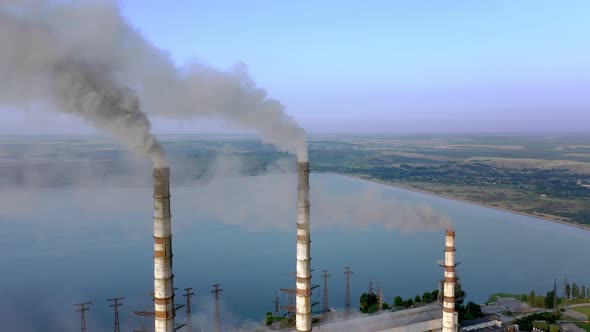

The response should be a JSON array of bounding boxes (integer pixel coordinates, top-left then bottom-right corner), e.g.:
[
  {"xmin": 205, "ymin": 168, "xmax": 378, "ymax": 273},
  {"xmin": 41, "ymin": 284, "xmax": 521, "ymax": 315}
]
[
  {"xmin": 526, "ymin": 290, "xmax": 560, "ymax": 309},
  {"xmin": 359, "ymin": 289, "xmax": 440, "ymax": 314},
  {"xmin": 513, "ymin": 312, "xmax": 560, "ymax": 332},
  {"xmin": 564, "ymin": 282, "xmax": 589, "ymax": 300},
  {"xmin": 361, "ymin": 286, "xmax": 483, "ymax": 323},
  {"xmin": 392, "ymin": 290, "xmax": 440, "ymax": 309},
  {"xmin": 527, "ymin": 281, "xmax": 590, "ymax": 308}
]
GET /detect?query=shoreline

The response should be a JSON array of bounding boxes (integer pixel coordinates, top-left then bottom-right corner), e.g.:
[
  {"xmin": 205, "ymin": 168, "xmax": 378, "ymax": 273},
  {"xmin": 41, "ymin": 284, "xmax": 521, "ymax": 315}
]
[{"xmin": 339, "ymin": 173, "xmax": 590, "ymax": 232}]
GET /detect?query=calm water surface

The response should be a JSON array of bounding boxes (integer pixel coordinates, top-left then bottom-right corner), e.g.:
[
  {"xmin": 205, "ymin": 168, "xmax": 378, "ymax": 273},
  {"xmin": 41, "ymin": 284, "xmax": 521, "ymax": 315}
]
[{"xmin": 1, "ymin": 173, "xmax": 589, "ymax": 331}]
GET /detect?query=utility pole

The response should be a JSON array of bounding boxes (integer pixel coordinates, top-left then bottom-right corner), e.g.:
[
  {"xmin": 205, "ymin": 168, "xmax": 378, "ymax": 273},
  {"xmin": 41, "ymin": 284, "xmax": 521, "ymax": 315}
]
[
  {"xmin": 368, "ymin": 277, "xmax": 373, "ymax": 294},
  {"xmin": 273, "ymin": 291, "xmax": 280, "ymax": 316},
  {"xmin": 183, "ymin": 288, "xmax": 195, "ymax": 332},
  {"xmin": 344, "ymin": 266, "xmax": 353, "ymax": 314},
  {"xmin": 74, "ymin": 302, "xmax": 92, "ymax": 332},
  {"xmin": 211, "ymin": 284, "xmax": 223, "ymax": 332},
  {"xmin": 322, "ymin": 270, "xmax": 331, "ymax": 314},
  {"xmin": 107, "ymin": 297, "xmax": 125, "ymax": 332}
]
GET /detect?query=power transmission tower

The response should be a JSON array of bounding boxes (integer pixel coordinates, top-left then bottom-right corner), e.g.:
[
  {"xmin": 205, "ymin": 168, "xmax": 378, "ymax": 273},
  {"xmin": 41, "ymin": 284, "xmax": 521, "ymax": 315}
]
[
  {"xmin": 74, "ymin": 302, "xmax": 92, "ymax": 332},
  {"xmin": 553, "ymin": 278, "xmax": 558, "ymax": 312},
  {"xmin": 378, "ymin": 286, "xmax": 383, "ymax": 311},
  {"xmin": 107, "ymin": 297, "xmax": 125, "ymax": 332},
  {"xmin": 564, "ymin": 274, "xmax": 568, "ymax": 302},
  {"xmin": 273, "ymin": 290, "xmax": 280, "ymax": 316},
  {"xmin": 280, "ymin": 288, "xmax": 297, "ymax": 318},
  {"xmin": 183, "ymin": 288, "xmax": 195, "ymax": 332},
  {"xmin": 322, "ymin": 270, "xmax": 331, "ymax": 313},
  {"xmin": 132, "ymin": 311, "xmax": 154, "ymax": 332},
  {"xmin": 311, "ymin": 284, "xmax": 320, "ymax": 314},
  {"xmin": 344, "ymin": 266, "xmax": 353, "ymax": 314},
  {"xmin": 211, "ymin": 284, "xmax": 223, "ymax": 332}
]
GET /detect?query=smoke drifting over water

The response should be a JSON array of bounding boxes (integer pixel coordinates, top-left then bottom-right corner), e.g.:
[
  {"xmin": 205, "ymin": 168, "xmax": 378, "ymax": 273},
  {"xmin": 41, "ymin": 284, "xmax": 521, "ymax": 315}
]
[
  {"xmin": 197, "ymin": 173, "xmax": 451, "ymax": 232},
  {"xmin": 0, "ymin": 0, "xmax": 308, "ymax": 161}
]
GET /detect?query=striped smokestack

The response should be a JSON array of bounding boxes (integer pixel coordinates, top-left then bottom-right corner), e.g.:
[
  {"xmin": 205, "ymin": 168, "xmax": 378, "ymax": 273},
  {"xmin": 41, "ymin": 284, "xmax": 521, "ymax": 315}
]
[
  {"xmin": 442, "ymin": 229, "xmax": 457, "ymax": 332},
  {"xmin": 153, "ymin": 167, "xmax": 175, "ymax": 332},
  {"xmin": 296, "ymin": 161, "xmax": 311, "ymax": 332}
]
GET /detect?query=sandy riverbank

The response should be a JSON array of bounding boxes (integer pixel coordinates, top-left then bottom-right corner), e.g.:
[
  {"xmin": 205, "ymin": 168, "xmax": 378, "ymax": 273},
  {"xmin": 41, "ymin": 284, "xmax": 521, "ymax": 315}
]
[{"xmin": 341, "ymin": 174, "xmax": 590, "ymax": 232}]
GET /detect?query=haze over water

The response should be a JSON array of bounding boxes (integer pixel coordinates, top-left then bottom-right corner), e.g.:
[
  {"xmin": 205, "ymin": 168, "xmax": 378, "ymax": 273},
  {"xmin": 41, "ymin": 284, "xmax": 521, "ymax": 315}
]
[{"xmin": 1, "ymin": 173, "xmax": 589, "ymax": 331}]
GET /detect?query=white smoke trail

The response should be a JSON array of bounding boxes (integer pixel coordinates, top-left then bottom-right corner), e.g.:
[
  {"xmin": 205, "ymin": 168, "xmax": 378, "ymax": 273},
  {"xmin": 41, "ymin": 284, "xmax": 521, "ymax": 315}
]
[{"xmin": 0, "ymin": 0, "xmax": 308, "ymax": 161}]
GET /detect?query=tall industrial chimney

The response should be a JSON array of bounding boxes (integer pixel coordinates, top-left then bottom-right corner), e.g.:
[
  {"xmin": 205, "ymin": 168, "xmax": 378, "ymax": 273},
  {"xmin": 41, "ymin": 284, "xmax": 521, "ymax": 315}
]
[
  {"xmin": 442, "ymin": 229, "xmax": 457, "ymax": 332},
  {"xmin": 296, "ymin": 162, "xmax": 312, "ymax": 332},
  {"xmin": 153, "ymin": 167, "xmax": 175, "ymax": 332}
]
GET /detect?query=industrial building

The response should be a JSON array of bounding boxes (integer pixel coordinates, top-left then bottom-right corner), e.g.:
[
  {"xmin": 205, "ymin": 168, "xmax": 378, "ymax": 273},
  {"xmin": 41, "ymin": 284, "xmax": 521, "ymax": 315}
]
[
  {"xmin": 311, "ymin": 303, "xmax": 443, "ymax": 332},
  {"xmin": 460, "ymin": 315, "xmax": 503, "ymax": 332}
]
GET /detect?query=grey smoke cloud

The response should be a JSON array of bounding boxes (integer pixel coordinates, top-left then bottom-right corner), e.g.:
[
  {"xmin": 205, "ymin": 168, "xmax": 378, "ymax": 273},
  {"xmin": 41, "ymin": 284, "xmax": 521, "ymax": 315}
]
[
  {"xmin": 0, "ymin": 152, "xmax": 449, "ymax": 231},
  {"xmin": 0, "ymin": 0, "xmax": 308, "ymax": 161},
  {"xmin": 0, "ymin": 1, "xmax": 168, "ymax": 167},
  {"xmin": 196, "ymin": 172, "xmax": 451, "ymax": 232}
]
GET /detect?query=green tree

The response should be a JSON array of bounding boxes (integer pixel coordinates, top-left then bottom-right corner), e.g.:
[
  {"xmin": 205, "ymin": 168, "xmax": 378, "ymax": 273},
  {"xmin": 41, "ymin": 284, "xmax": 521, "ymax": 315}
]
[
  {"xmin": 545, "ymin": 291, "xmax": 556, "ymax": 309},
  {"xmin": 514, "ymin": 312, "xmax": 559, "ymax": 331},
  {"xmin": 415, "ymin": 295, "xmax": 421, "ymax": 303},
  {"xmin": 265, "ymin": 312, "xmax": 273, "ymax": 326},
  {"xmin": 394, "ymin": 295, "xmax": 404, "ymax": 307},
  {"xmin": 422, "ymin": 292, "xmax": 431, "ymax": 303},
  {"xmin": 431, "ymin": 290, "xmax": 439, "ymax": 302},
  {"xmin": 529, "ymin": 290, "xmax": 536, "ymax": 306},
  {"xmin": 572, "ymin": 283, "xmax": 580, "ymax": 298},
  {"xmin": 458, "ymin": 301, "xmax": 484, "ymax": 322},
  {"xmin": 382, "ymin": 302, "xmax": 391, "ymax": 310},
  {"xmin": 455, "ymin": 283, "xmax": 466, "ymax": 306},
  {"xmin": 582, "ymin": 285, "xmax": 586, "ymax": 299},
  {"xmin": 360, "ymin": 293, "xmax": 379, "ymax": 313},
  {"xmin": 566, "ymin": 283, "xmax": 571, "ymax": 299},
  {"xmin": 587, "ymin": 286, "xmax": 590, "ymax": 299}
]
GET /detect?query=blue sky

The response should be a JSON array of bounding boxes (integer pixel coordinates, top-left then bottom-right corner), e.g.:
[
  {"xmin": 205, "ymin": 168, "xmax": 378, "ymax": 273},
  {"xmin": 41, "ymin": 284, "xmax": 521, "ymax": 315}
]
[{"xmin": 3, "ymin": 0, "xmax": 590, "ymax": 133}]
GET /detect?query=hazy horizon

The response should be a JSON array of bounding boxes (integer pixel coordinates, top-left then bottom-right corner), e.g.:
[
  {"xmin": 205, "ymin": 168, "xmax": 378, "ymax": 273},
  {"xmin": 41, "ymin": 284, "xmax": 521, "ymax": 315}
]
[{"xmin": 1, "ymin": 0, "xmax": 589, "ymax": 134}]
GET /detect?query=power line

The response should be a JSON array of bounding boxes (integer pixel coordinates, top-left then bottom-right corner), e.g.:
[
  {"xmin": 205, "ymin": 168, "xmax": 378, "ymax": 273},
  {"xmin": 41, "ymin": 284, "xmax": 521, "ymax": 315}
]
[
  {"xmin": 73, "ymin": 302, "xmax": 92, "ymax": 332},
  {"xmin": 107, "ymin": 297, "xmax": 125, "ymax": 332}
]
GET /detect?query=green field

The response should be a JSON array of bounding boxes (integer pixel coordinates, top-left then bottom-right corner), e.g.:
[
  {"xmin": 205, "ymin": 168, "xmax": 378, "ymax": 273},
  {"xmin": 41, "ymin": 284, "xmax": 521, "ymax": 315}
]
[
  {"xmin": 575, "ymin": 322, "xmax": 590, "ymax": 332},
  {"xmin": 310, "ymin": 134, "xmax": 590, "ymax": 226},
  {"xmin": 488, "ymin": 293, "xmax": 527, "ymax": 303},
  {"xmin": 573, "ymin": 306, "xmax": 590, "ymax": 316}
]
